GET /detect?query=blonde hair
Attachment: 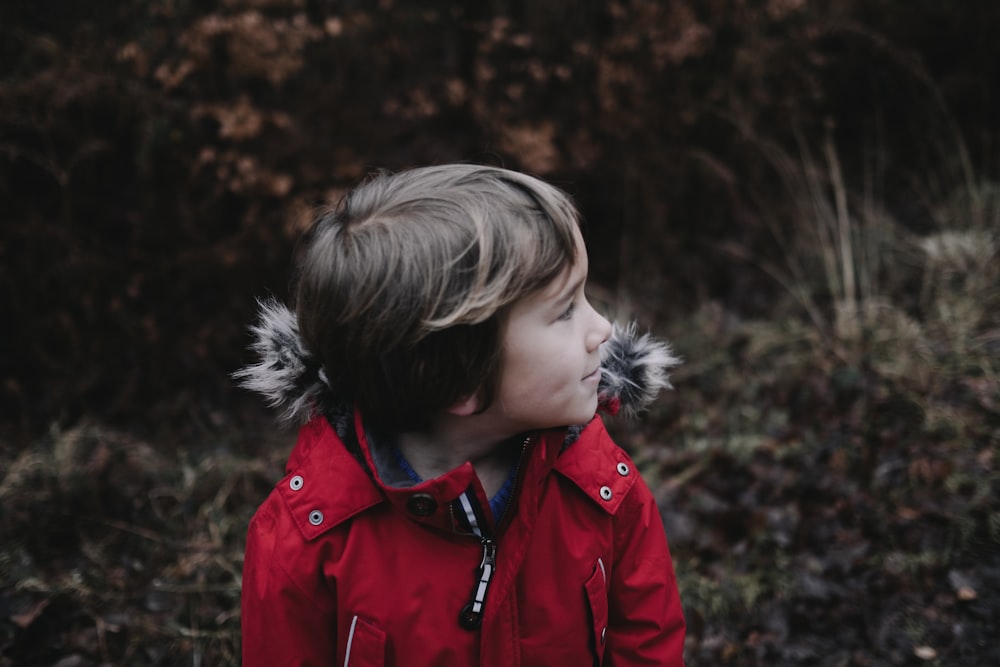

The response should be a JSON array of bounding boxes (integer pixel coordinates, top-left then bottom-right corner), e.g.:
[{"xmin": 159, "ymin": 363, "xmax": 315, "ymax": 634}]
[{"xmin": 295, "ymin": 164, "xmax": 580, "ymax": 430}]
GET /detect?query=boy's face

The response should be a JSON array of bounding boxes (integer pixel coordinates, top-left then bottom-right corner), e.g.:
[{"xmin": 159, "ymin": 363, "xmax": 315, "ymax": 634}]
[{"xmin": 492, "ymin": 227, "xmax": 612, "ymax": 431}]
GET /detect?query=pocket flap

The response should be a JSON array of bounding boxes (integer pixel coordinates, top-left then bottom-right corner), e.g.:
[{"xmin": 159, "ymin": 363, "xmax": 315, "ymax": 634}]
[{"xmin": 344, "ymin": 615, "xmax": 386, "ymax": 667}]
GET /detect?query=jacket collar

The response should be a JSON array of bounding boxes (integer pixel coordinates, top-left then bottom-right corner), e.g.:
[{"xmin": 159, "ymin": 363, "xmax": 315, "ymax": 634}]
[
  {"xmin": 278, "ymin": 410, "xmax": 570, "ymax": 541},
  {"xmin": 277, "ymin": 416, "xmax": 383, "ymax": 542},
  {"xmin": 553, "ymin": 418, "xmax": 640, "ymax": 515}
]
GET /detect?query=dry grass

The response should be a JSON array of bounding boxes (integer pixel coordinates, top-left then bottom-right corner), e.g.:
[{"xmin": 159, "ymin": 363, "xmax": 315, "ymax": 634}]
[{"xmin": 0, "ymin": 424, "xmax": 285, "ymax": 666}]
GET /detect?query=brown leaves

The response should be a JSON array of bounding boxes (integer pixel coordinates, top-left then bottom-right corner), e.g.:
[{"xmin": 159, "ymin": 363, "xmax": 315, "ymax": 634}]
[
  {"xmin": 10, "ymin": 598, "xmax": 51, "ymax": 629},
  {"xmin": 496, "ymin": 122, "xmax": 560, "ymax": 175},
  {"xmin": 179, "ymin": 10, "xmax": 322, "ymax": 87},
  {"xmin": 623, "ymin": 302, "xmax": 1000, "ymax": 666},
  {"xmin": 0, "ymin": 424, "xmax": 277, "ymax": 665}
]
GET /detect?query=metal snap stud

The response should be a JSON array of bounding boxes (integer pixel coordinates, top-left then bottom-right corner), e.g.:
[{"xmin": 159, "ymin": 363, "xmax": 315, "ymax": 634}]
[
  {"xmin": 601, "ymin": 626, "xmax": 607, "ymax": 644},
  {"xmin": 406, "ymin": 493, "xmax": 437, "ymax": 517},
  {"xmin": 616, "ymin": 462, "xmax": 630, "ymax": 476},
  {"xmin": 308, "ymin": 509, "xmax": 324, "ymax": 526},
  {"xmin": 289, "ymin": 475, "xmax": 304, "ymax": 491},
  {"xmin": 599, "ymin": 486, "xmax": 613, "ymax": 501}
]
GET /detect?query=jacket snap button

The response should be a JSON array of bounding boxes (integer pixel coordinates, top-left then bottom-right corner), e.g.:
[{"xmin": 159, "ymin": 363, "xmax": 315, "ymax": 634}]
[
  {"xmin": 308, "ymin": 509, "xmax": 324, "ymax": 526},
  {"xmin": 406, "ymin": 493, "xmax": 437, "ymax": 516},
  {"xmin": 599, "ymin": 486, "xmax": 613, "ymax": 501},
  {"xmin": 289, "ymin": 475, "xmax": 304, "ymax": 491},
  {"xmin": 601, "ymin": 626, "xmax": 607, "ymax": 644},
  {"xmin": 616, "ymin": 462, "xmax": 630, "ymax": 476}
]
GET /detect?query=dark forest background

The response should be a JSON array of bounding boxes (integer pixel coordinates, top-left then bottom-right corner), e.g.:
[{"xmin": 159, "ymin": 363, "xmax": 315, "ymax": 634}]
[{"xmin": 1, "ymin": 1, "xmax": 998, "ymax": 665}]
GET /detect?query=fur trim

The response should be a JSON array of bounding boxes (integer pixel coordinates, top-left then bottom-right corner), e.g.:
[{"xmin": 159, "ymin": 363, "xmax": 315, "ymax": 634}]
[
  {"xmin": 235, "ymin": 299, "xmax": 680, "ymax": 424},
  {"xmin": 598, "ymin": 322, "xmax": 681, "ymax": 417},
  {"xmin": 232, "ymin": 298, "xmax": 327, "ymax": 424}
]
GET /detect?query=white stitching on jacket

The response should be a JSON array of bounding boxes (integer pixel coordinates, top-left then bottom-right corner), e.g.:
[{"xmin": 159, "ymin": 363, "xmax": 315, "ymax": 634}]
[{"xmin": 344, "ymin": 615, "xmax": 359, "ymax": 667}]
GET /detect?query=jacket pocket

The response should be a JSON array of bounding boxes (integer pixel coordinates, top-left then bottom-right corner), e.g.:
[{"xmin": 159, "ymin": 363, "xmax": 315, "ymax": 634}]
[
  {"xmin": 344, "ymin": 615, "xmax": 386, "ymax": 667},
  {"xmin": 584, "ymin": 558, "xmax": 609, "ymax": 665}
]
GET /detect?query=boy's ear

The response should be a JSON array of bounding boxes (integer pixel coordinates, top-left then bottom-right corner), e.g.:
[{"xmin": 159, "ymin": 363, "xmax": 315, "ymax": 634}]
[{"xmin": 445, "ymin": 394, "xmax": 481, "ymax": 417}]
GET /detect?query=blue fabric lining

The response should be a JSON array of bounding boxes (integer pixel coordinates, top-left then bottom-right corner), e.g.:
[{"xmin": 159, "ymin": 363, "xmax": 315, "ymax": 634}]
[
  {"xmin": 391, "ymin": 444, "xmax": 518, "ymax": 522},
  {"xmin": 392, "ymin": 444, "xmax": 423, "ymax": 484},
  {"xmin": 488, "ymin": 471, "xmax": 516, "ymax": 523}
]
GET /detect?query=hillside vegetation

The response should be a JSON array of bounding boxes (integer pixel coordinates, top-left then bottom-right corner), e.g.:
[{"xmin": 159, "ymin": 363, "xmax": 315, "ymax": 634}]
[{"xmin": 2, "ymin": 1, "xmax": 998, "ymax": 665}]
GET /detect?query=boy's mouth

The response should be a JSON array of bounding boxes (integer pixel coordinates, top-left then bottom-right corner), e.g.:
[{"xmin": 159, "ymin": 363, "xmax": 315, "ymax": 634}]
[{"xmin": 582, "ymin": 368, "xmax": 602, "ymax": 382}]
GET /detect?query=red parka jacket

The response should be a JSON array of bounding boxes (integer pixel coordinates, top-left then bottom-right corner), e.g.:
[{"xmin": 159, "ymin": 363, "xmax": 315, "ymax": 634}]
[{"xmin": 238, "ymin": 303, "xmax": 686, "ymax": 666}]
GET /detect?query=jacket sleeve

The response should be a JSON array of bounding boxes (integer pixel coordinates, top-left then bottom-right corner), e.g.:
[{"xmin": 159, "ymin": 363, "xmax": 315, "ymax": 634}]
[
  {"xmin": 605, "ymin": 474, "xmax": 686, "ymax": 666},
  {"xmin": 241, "ymin": 498, "xmax": 337, "ymax": 667}
]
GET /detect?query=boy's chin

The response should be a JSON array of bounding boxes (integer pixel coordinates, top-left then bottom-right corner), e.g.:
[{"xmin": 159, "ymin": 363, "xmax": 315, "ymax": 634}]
[
  {"xmin": 559, "ymin": 404, "xmax": 599, "ymax": 428},
  {"xmin": 496, "ymin": 397, "xmax": 599, "ymax": 431}
]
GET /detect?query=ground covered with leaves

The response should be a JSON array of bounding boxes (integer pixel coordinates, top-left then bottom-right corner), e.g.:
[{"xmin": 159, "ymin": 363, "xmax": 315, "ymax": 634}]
[{"xmin": 641, "ymin": 312, "xmax": 1000, "ymax": 666}]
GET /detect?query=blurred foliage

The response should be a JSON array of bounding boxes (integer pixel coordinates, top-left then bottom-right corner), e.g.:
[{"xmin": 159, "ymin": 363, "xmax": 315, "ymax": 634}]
[
  {"xmin": 2, "ymin": 0, "xmax": 998, "ymax": 439},
  {"xmin": 1, "ymin": 0, "xmax": 999, "ymax": 665}
]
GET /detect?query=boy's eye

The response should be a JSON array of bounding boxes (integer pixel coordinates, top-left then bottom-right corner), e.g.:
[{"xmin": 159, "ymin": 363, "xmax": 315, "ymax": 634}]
[{"xmin": 557, "ymin": 301, "xmax": 575, "ymax": 321}]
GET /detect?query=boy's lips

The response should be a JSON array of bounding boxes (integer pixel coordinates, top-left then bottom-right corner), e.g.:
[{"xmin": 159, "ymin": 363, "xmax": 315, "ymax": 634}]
[{"xmin": 582, "ymin": 367, "xmax": 602, "ymax": 382}]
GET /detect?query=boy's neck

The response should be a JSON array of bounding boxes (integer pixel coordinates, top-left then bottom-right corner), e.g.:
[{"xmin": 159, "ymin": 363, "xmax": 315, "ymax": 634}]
[{"xmin": 396, "ymin": 415, "xmax": 523, "ymax": 497}]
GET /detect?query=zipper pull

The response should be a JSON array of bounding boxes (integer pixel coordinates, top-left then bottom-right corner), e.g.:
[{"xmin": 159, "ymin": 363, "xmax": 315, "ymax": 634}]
[{"xmin": 459, "ymin": 537, "xmax": 497, "ymax": 630}]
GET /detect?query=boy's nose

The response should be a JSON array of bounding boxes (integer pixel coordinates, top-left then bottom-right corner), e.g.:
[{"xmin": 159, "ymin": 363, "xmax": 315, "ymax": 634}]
[{"xmin": 588, "ymin": 309, "xmax": 613, "ymax": 351}]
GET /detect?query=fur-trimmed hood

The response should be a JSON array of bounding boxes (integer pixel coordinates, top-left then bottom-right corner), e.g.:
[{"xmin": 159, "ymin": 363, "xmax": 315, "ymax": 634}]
[{"xmin": 234, "ymin": 299, "xmax": 681, "ymax": 425}]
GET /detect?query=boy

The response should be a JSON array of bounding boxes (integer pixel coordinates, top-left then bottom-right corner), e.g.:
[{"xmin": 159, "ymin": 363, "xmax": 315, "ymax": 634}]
[{"xmin": 237, "ymin": 164, "xmax": 686, "ymax": 665}]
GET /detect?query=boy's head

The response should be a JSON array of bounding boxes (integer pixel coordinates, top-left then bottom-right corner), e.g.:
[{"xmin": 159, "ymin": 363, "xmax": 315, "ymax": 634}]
[{"xmin": 295, "ymin": 164, "xmax": 582, "ymax": 431}]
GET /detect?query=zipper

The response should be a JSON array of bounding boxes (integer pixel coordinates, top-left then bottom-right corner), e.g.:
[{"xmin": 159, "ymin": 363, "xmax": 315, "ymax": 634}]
[
  {"xmin": 496, "ymin": 433, "xmax": 532, "ymax": 533},
  {"xmin": 459, "ymin": 537, "xmax": 497, "ymax": 630},
  {"xmin": 457, "ymin": 433, "xmax": 533, "ymax": 631}
]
